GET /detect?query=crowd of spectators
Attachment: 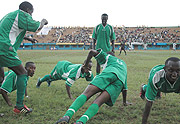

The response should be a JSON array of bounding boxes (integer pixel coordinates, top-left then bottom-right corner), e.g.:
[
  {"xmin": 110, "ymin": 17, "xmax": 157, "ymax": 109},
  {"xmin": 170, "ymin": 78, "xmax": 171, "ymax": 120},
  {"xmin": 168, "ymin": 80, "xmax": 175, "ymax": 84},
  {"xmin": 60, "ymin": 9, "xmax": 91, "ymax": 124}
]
[
  {"xmin": 115, "ymin": 26, "xmax": 180, "ymax": 44},
  {"xmin": 25, "ymin": 26, "xmax": 180, "ymax": 44}
]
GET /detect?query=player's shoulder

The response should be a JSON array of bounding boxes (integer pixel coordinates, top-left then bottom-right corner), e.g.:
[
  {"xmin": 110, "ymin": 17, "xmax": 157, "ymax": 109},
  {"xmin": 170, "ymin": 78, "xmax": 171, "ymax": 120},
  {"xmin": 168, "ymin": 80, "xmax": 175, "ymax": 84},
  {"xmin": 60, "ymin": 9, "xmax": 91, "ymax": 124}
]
[
  {"xmin": 152, "ymin": 65, "xmax": 164, "ymax": 71},
  {"xmin": 149, "ymin": 65, "xmax": 165, "ymax": 77},
  {"xmin": 95, "ymin": 24, "xmax": 101, "ymax": 28}
]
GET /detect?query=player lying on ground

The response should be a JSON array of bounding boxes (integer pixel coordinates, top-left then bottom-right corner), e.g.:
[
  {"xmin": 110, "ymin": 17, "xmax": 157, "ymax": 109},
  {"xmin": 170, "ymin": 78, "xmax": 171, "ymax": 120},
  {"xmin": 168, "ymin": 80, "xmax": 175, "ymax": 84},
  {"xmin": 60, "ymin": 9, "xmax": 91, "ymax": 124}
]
[
  {"xmin": 36, "ymin": 60, "xmax": 94, "ymax": 99},
  {"xmin": 0, "ymin": 1, "xmax": 48, "ymax": 114},
  {"xmin": 140, "ymin": 57, "xmax": 180, "ymax": 124},
  {"xmin": 55, "ymin": 49, "xmax": 132, "ymax": 124},
  {"xmin": 0, "ymin": 62, "xmax": 36, "ymax": 108}
]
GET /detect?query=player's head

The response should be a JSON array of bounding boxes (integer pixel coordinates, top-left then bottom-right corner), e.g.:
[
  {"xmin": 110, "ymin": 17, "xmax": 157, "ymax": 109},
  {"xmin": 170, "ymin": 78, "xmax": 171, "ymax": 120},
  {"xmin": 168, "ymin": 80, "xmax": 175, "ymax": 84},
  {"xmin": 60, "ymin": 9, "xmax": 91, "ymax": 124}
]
[
  {"xmin": 101, "ymin": 13, "xmax": 108, "ymax": 25},
  {"xmin": 25, "ymin": 62, "xmax": 36, "ymax": 77},
  {"xmin": 19, "ymin": 1, "xmax": 34, "ymax": 15},
  {"xmin": 164, "ymin": 57, "xmax": 180, "ymax": 83},
  {"xmin": 82, "ymin": 60, "xmax": 93, "ymax": 73}
]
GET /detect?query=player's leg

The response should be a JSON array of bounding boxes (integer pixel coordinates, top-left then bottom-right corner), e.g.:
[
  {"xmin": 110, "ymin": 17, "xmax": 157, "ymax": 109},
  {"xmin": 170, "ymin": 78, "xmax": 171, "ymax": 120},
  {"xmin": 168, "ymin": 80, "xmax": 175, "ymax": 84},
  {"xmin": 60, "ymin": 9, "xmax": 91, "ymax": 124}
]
[
  {"xmin": 0, "ymin": 67, "xmax": 4, "ymax": 84},
  {"xmin": 55, "ymin": 85, "xmax": 101, "ymax": 124},
  {"xmin": 9, "ymin": 64, "xmax": 32, "ymax": 114},
  {"xmin": 75, "ymin": 90, "xmax": 110, "ymax": 124},
  {"xmin": 96, "ymin": 61, "xmax": 100, "ymax": 75},
  {"xmin": 119, "ymin": 49, "xmax": 122, "ymax": 55},
  {"xmin": 124, "ymin": 49, "xmax": 127, "ymax": 55},
  {"xmin": 36, "ymin": 74, "xmax": 51, "ymax": 87}
]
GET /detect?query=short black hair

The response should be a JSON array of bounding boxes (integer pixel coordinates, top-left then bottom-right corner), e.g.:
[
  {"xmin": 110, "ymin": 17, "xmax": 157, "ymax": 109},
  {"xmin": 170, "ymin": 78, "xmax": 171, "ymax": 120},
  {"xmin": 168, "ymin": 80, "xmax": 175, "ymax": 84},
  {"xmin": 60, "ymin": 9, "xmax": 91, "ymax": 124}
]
[
  {"xmin": 19, "ymin": 1, "xmax": 33, "ymax": 12},
  {"xmin": 102, "ymin": 13, "xmax": 108, "ymax": 17},
  {"xmin": 165, "ymin": 57, "xmax": 180, "ymax": 66},
  {"xmin": 25, "ymin": 62, "xmax": 35, "ymax": 68}
]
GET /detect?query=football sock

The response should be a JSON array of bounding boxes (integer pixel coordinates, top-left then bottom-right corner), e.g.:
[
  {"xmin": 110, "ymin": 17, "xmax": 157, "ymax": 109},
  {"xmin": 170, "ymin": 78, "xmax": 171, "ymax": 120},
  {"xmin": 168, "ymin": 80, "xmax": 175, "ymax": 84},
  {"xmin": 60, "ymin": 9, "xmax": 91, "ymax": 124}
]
[
  {"xmin": 64, "ymin": 94, "xmax": 87, "ymax": 119},
  {"xmin": 142, "ymin": 84, "xmax": 147, "ymax": 91},
  {"xmin": 39, "ymin": 75, "xmax": 51, "ymax": 83},
  {"xmin": 16, "ymin": 74, "xmax": 28, "ymax": 108},
  {"xmin": 77, "ymin": 103, "xmax": 99, "ymax": 124}
]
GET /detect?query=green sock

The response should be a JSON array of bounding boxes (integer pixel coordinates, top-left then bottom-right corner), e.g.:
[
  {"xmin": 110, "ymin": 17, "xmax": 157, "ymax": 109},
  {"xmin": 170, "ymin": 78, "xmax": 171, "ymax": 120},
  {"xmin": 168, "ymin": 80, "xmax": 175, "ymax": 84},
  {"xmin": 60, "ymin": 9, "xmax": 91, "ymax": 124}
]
[
  {"xmin": 16, "ymin": 74, "xmax": 28, "ymax": 108},
  {"xmin": 77, "ymin": 103, "xmax": 99, "ymax": 124},
  {"xmin": 39, "ymin": 75, "xmax": 51, "ymax": 83},
  {"xmin": 64, "ymin": 94, "xmax": 87, "ymax": 119}
]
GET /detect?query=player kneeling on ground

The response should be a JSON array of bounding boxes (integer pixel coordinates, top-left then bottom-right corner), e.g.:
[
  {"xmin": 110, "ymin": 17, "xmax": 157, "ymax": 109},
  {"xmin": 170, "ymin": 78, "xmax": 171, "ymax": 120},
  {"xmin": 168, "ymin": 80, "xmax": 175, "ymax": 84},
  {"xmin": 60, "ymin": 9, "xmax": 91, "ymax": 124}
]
[
  {"xmin": 140, "ymin": 57, "xmax": 180, "ymax": 124},
  {"xmin": 36, "ymin": 60, "xmax": 94, "ymax": 99},
  {"xmin": 55, "ymin": 49, "xmax": 132, "ymax": 124},
  {"xmin": 0, "ymin": 62, "xmax": 36, "ymax": 114}
]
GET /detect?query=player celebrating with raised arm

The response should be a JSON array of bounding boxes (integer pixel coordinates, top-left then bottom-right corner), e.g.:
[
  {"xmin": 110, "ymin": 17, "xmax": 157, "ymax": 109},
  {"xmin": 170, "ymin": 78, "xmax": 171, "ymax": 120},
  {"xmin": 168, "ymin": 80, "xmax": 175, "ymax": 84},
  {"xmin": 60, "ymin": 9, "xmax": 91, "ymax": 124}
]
[
  {"xmin": 140, "ymin": 57, "xmax": 180, "ymax": 124},
  {"xmin": 55, "ymin": 49, "xmax": 131, "ymax": 124},
  {"xmin": 92, "ymin": 13, "xmax": 116, "ymax": 75},
  {"xmin": 0, "ymin": 1, "xmax": 48, "ymax": 114},
  {"xmin": 36, "ymin": 60, "xmax": 94, "ymax": 99},
  {"xmin": 0, "ymin": 62, "xmax": 36, "ymax": 107}
]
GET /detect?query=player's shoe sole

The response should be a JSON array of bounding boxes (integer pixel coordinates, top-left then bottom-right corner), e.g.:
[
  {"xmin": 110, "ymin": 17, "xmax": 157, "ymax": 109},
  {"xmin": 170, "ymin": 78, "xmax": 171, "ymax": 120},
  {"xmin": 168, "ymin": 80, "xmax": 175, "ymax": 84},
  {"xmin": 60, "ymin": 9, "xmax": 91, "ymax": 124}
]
[
  {"xmin": 13, "ymin": 105, "xmax": 32, "ymax": 115},
  {"xmin": 55, "ymin": 116, "xmax": 70, "ymax": 124}
]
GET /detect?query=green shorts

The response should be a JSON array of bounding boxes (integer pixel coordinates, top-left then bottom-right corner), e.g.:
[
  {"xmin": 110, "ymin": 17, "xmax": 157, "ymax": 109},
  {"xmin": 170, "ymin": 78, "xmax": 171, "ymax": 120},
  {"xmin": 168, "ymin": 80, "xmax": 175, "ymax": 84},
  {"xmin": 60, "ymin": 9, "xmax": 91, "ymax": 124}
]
[
  {"xmin": 50, "ymin": 66, "xmax": 62, "ymax": 80},
  {"xmin": 0, "ymin": 53, "xmax": 22, "ymax": 68},
  {"xmin": 90, "ymin": 72, "xmax": 123, "ymax": 106},
  {"xmin": 0, "ymin": 72, "xmax": 17, "ymax": 93}
]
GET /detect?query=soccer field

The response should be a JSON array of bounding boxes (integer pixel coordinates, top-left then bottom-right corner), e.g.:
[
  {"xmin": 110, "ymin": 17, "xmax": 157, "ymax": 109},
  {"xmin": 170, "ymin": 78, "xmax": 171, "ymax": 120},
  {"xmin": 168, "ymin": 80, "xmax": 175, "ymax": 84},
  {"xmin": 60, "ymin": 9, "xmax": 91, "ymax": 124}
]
[{"xmin": 0, "ymin": 50, "xmax": 180, "ymax": 124}]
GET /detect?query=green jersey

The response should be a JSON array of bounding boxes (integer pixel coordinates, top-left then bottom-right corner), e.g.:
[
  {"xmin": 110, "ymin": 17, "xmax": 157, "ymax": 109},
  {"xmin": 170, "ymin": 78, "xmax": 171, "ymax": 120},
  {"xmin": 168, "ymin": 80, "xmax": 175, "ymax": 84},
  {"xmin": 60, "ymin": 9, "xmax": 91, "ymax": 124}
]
[
  {"xmin": 0, "ymin": 9, "xmax": 40, "ymax": 55},
  {"xmin": 95, "ymin": 49, "xmax": 127, "ymax": 89},
  {"xmin": 51, "ymin": 61, "xmax": 94, "ymax": 87},
  {"xmin": 0, "ymin": 70, "xmax": 29, "ymax": 93},
  {"xmin": 146, "ymin": 65, "xmax": 180, "ymax": 101},
  {"xmin": 92, "ymin": 24, "xmax": 116, "ymax": 52}
]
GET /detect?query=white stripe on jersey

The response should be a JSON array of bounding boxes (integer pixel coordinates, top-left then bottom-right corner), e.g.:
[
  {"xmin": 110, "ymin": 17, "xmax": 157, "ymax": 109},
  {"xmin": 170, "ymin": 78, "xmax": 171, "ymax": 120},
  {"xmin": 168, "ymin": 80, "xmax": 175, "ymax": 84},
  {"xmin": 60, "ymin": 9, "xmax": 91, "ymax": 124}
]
[
  {"xmin": 67, "ymin": 78, "xmax": 75, "ymax": 85},
  {"xmin": 152, "ymin": 69, "xmax": 164, "ymax": 90},
  {"xmin": 75, "ymin": 66, "xmax": 82, "ymax": 80},
  {"xmin": 9, "ymin": 13, "xmax": 23, "ymax": 46},
  {"xmin": 101, "ymin": 54, "xmax": 110, "ymax": 71}
]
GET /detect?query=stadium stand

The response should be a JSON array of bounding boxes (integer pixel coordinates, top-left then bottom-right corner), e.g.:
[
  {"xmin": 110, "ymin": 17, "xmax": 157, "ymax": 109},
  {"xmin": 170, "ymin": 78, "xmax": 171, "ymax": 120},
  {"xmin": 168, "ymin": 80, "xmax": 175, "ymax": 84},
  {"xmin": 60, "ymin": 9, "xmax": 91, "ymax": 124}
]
[{"xmin": 24, "ymin": 26, "xmax": 180, "ymax": 44}]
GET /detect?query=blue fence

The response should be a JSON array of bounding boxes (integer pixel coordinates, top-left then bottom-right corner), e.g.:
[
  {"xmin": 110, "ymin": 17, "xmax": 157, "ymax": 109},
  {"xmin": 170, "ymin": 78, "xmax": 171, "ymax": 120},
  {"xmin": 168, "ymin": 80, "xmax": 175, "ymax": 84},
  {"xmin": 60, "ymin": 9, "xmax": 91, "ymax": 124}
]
[{"xmin": 19, "ymin": 43, "xmax": 180, "ymax": 50}]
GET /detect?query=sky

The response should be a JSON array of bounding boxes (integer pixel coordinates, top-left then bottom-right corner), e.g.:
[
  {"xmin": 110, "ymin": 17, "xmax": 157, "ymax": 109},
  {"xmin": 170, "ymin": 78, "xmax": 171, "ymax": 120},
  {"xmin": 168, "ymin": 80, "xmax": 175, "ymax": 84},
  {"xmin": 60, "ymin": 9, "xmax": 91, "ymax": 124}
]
[{"xmin": 0, "ymin": 0, "xmax": 180, "ymax": 27}]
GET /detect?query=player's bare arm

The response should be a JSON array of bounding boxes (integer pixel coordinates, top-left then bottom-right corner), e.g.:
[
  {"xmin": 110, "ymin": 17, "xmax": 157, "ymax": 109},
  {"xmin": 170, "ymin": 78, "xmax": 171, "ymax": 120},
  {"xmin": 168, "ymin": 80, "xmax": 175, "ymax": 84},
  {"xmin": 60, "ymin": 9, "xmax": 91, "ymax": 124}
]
[
  {"xmin": 0, "ymin": 89, "xmax": 12, "ymax": 106},
  {"xmin": 93, "ymin": 39, "xmax": 96, "ymax": 50},
  {"xmin": 142, "ymin": 100, "xmax": 153, "ymax": 124},
  {"xmin": 122, "ymin": 90, "xmax": 132, "ymax": 106},
  {"xmin": 24, "ymin": 37, "xmax": 38, "ymax": 43},
  {"xmin": 84, "ymin": 50, "xmax": 99, "ymax": 68},
  {"xmin": 65, "ymin": 84, "xmax": 73, "ymax": 99}
]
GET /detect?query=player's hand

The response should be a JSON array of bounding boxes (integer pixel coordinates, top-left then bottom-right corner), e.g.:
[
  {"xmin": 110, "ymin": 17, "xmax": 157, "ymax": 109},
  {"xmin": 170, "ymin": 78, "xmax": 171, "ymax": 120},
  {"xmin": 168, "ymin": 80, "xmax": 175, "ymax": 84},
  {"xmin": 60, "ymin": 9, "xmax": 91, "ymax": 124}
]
[
  {"xmin": 42, "ymin": 19, "xmax": 48, "ymax": 25},
  {"xmin": 123, "ymin": 101, "xmax": 132, "ymax": 106}
]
